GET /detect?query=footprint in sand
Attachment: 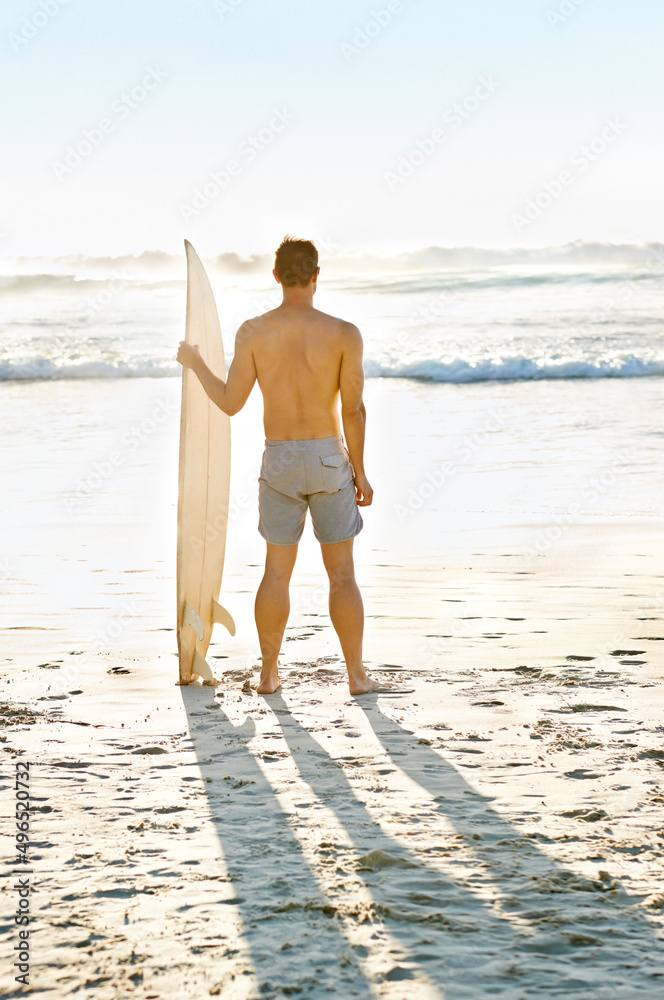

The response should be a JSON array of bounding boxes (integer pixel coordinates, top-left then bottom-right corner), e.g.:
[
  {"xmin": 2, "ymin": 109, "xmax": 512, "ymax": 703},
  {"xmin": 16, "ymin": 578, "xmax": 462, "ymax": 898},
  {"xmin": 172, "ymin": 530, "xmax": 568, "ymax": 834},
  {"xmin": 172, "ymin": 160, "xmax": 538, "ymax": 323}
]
[
  {"xmin": 636, "ymin": 749, "xmax": 664, "ymax": 761},
  {"xmin": 357, "ymin": 849, "xmax": 416, "ymax": 871},
  {"xmin": 383, "ymin": 967, "xmax": 416, "ymax": 982},
  {"xmin": 567, "ymin": 704, "xmax": 626, "ymax": 713},
  {"xmin": 559, "ymin": 808, "xmax": 609, "ymax": 822}
]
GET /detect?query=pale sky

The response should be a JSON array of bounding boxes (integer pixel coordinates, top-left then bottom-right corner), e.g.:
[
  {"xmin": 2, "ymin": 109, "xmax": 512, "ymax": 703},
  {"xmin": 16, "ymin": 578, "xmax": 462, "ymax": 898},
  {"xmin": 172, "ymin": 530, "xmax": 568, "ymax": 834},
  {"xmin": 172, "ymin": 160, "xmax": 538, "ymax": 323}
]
[{"xmin": 2, "ymin": 0, "xmax": 663, "ymax": 258}]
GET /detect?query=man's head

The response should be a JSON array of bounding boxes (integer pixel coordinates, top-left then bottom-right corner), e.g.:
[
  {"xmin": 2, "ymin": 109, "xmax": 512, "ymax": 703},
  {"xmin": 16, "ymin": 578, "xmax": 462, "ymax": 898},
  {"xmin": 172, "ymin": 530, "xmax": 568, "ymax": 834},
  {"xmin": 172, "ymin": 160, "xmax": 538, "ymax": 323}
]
[{"xmin": 273, "ymin": 235, "xmax": 319, "ymax": 288}]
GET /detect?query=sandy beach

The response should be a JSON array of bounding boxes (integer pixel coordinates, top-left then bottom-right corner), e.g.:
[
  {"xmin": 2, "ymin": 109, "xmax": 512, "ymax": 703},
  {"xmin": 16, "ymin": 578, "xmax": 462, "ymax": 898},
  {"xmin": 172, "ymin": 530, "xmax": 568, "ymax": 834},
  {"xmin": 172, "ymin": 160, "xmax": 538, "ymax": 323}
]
[{"xmin": 2, "ymin": 374, "xmax": 664, "ymax": 998}]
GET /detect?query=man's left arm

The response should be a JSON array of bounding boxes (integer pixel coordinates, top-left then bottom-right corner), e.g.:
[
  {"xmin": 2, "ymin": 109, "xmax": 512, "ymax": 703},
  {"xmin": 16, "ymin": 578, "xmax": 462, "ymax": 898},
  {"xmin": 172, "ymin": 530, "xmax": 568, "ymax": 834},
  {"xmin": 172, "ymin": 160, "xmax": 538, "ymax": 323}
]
[{"xmin": 177, "ymin": 322, "xmax": 256, "ymax": 416}]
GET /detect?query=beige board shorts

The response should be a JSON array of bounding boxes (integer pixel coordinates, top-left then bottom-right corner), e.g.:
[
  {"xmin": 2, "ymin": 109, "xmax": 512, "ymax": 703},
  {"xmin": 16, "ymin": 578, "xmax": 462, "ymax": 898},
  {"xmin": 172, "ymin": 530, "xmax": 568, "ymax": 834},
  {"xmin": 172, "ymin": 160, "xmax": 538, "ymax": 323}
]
[{"xmin": 258, "ymin": 435, "xmax": 363, "ymax": 546}]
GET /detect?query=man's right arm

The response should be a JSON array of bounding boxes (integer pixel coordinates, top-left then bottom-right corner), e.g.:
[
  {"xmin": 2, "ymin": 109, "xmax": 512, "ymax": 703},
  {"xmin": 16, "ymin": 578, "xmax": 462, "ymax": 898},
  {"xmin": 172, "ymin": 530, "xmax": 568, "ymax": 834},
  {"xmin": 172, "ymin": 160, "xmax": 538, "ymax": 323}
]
[
  {"xmin": 177, "ymin": 322, "xmax": 257, "ymax": 416},
  {"xmin": 339, "ymin": 323, "xmax": 373, "ymax": 507}
]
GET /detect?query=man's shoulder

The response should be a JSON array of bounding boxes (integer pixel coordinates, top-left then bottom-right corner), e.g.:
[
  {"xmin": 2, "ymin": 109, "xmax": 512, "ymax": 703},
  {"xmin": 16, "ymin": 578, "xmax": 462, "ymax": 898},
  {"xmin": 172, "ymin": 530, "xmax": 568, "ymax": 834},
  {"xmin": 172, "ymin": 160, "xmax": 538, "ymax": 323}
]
[
  {"xmin": 313, "ymin": 309, "xmax": 361, "ymax": 339},
  {"xmin": 336, "ymin": 317, "xmax": 362, "ymax": 346},
  {"xmin": 236, "ymin": 312, "xmax": 273, "ymax": 343}
]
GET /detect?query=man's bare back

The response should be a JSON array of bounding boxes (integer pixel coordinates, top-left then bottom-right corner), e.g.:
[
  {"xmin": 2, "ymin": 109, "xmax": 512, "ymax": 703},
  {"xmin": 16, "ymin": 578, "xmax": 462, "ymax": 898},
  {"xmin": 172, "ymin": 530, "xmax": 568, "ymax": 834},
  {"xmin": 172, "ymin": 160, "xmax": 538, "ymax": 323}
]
[{"xmin": 244, "ymin": 304, "xmax": 350, "ymax": 441}]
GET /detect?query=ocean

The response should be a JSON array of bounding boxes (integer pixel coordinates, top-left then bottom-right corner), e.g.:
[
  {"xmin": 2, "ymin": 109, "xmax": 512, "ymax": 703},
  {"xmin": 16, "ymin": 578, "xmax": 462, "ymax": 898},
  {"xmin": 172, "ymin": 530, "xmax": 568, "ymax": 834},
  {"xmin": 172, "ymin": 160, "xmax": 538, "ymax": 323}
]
[
  {"xmin": 1, "ymin": 243, "xmax": 662, "ymax": 542},
  {"xmin": 2, "ymin": 243, "xmax": 664, "ymax": 384}
]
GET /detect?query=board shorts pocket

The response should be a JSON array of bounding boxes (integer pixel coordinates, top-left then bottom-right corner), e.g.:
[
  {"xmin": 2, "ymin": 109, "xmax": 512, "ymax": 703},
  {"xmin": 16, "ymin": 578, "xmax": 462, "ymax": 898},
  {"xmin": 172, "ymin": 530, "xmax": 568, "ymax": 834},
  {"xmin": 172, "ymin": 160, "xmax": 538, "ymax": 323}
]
[
  {"xmin": 312, "ymin": 451, "xmax": 354, "ymax": 494},
  {"xmin": 321, "ymin": 454, "xmax": 344, "ymax": 469}
]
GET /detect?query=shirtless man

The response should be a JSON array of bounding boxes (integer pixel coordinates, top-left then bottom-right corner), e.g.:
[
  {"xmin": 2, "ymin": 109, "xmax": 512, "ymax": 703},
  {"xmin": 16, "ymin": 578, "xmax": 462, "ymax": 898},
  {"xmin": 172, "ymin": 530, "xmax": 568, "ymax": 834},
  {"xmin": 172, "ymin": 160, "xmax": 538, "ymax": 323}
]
[{"xmin": 177, "ymin": 236, "xmax": 383, "ymax": 695}]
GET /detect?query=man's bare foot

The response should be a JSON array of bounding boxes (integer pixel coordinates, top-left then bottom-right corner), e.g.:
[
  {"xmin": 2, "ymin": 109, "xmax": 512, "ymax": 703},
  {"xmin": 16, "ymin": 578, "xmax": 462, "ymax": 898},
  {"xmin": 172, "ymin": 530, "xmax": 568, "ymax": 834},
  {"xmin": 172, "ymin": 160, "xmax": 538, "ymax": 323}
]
[
  {"xmin": 347, "ymin": 669, "xmax": 391, "ymax": 696},
  {"xmin": 256, "ymin": 668, "xmax": 281, "ymax": 694}
]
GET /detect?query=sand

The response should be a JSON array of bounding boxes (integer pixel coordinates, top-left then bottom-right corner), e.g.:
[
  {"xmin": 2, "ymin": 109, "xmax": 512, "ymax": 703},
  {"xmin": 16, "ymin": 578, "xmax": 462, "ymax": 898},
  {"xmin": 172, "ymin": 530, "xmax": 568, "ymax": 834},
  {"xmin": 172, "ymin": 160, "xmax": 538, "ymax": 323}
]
[{"xmin": 2, "ymin": 376, "xmax": 664, "ymax": 998}]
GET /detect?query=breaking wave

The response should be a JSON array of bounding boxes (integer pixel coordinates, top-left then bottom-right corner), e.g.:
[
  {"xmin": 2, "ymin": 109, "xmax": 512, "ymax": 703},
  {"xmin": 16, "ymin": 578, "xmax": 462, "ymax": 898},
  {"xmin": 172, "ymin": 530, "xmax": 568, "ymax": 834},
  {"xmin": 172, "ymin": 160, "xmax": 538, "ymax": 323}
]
[
  {"xmin": 364, "ymin": 355, "xmax": 664, "ymax": 383},
  {"xmin": 3, "ymin": 354, "xmax": 663, "ymax": 384}
]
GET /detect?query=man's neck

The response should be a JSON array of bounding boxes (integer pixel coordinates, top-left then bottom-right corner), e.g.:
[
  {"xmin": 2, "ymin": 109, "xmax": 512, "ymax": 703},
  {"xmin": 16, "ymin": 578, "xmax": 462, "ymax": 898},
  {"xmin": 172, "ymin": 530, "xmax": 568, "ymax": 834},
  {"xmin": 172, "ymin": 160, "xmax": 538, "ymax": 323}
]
[{"xmin": 280, "ymin": 285, "xmax": 316, "ymax": 310}]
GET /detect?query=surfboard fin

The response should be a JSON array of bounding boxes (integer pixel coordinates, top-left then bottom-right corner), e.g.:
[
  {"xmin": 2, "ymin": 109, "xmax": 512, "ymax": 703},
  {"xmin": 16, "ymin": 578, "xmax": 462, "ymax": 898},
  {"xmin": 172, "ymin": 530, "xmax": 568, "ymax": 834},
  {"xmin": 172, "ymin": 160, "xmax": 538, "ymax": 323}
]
[
  {"xmin": 191, "ymin": 649, "xmax": 216, "ymax": 685},
  {"xmin": 182, "ymin": 602, "xmax": 204, "ymax": 641},
  {"xmin": 212, "ymin": 599, "xmax": 236, "ymax": 636}
]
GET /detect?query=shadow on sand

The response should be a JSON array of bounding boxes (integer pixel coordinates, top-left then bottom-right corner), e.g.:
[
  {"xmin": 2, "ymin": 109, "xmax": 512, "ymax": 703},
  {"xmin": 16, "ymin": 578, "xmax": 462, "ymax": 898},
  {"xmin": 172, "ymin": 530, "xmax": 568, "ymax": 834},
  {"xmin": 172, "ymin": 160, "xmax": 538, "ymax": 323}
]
[
  {"xmin": 179, "ymin": 688, "xmax": 377, "ymax": 999},
  {"xmin": 182, "ymin": 686, "xmax": 663, "ymax": 999}
]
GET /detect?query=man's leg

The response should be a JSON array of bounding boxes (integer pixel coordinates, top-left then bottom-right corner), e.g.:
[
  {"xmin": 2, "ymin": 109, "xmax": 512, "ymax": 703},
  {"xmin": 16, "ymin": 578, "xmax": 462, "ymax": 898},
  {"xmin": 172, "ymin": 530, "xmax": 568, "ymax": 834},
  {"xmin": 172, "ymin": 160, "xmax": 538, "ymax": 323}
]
[
  {"xmin": 320, "ymin": 539, "xmax": 381, "ymax": 695},
  {"xmin": 254, "ymin": 542, "xmax": 298, "ymax": 693}
]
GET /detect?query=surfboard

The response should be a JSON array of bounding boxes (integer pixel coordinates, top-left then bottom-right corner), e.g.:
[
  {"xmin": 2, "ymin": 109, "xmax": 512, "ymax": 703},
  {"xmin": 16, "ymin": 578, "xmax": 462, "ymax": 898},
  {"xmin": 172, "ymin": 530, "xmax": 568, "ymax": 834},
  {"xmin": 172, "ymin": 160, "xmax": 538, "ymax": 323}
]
[{"xmin": 176, "ymin": 240, "xmax": 235, "ymax": 685}]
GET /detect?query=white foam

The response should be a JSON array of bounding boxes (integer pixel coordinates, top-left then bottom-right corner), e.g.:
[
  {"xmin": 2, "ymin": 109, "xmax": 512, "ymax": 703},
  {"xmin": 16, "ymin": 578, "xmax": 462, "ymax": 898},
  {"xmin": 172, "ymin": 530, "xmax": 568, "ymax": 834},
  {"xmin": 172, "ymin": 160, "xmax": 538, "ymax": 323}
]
[
  {"xmin": 363, "ymin": 355, "xmax": 664, "ymax": 383},
  {"xmin": 3, "ymin": 354, "xmax": 663, "ymax": 384}
]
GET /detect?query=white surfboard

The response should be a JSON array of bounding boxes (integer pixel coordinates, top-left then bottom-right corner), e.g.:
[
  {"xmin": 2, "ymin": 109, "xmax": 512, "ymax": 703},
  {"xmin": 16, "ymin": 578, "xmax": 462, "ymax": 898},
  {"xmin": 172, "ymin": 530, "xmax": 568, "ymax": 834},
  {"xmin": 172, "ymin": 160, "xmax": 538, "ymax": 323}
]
[{"xmin": 177, "ymin": 240, "xmax": 235, "ymax": 685}]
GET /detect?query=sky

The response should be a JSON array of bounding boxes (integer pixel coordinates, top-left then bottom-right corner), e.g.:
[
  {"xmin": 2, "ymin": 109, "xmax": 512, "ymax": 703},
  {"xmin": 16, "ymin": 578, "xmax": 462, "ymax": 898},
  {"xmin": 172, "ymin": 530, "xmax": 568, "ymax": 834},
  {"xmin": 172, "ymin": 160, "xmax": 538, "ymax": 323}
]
[{"xmin": 1, "ymin": 0, "xmax": 664, "ymax": 258}]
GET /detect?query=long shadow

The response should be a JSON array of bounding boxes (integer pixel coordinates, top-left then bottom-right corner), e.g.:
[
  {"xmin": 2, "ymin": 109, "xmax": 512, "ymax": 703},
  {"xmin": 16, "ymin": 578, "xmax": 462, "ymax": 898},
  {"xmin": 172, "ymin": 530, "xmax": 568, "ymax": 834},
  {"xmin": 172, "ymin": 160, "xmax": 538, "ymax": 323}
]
[
  {"xmin": 356, "ymin": 698, "xmax": 664, "ymax": 995},
  {"xmin": 268, "ymin": 692, "xmax": 530, "ymax": 994},
  {"xmin": 180, "ymin": 687, "xmax": 377, "ymax": 1000}
]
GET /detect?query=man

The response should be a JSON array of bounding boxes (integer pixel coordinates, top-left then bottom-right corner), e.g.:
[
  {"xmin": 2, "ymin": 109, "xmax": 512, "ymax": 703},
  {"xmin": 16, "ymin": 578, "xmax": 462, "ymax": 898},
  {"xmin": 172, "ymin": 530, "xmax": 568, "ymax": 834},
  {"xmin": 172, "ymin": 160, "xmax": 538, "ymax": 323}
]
[{"xmin": 177, "ymin": 236, "xmax": 384, "ymax": 695}]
